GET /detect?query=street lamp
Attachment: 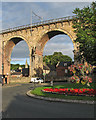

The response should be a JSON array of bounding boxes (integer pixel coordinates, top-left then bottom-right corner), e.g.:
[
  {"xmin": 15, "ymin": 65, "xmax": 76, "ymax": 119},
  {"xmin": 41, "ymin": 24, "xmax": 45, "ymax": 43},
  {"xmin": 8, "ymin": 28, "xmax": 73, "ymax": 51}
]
[
  {"xmin": 30, "ymin": 10, "xmax": 43, "ymax": 33},
  {"xmin": 2, "ymin": 41, "xmax": 4, "ymax": 75}
]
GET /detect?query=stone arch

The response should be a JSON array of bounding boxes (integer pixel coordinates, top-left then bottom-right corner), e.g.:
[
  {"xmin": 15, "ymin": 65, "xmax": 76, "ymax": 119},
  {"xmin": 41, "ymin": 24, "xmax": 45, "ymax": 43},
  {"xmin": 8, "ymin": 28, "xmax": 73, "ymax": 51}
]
[
  {"xmin": 4, "ymin": 35, "xmax": 30, "ymax": 50},
  {"xmin": 34, "ymin": 28, "xmax": 77, "ymax": 76},
  {"xmin": 3, "ymin": 35, "xmax": 30, "ymax": 76},
  {"xmin": 37, "ymin": 28, "xmax": 76, "ymax": 54}
]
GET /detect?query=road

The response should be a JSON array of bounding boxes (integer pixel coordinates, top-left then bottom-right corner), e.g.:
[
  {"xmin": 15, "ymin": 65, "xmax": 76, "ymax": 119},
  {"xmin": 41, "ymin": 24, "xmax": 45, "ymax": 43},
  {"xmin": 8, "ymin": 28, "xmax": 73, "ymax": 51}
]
[{"xmin": 2, "ymin": 83, "xmax": 95, "ymax": 118}]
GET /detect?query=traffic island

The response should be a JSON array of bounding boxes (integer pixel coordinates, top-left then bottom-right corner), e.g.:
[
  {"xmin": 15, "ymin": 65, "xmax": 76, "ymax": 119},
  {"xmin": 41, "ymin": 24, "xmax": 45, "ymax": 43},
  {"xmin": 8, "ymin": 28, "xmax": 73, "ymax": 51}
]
[
  {"xmin": 26, "ymin": 90, "xmax": 95, "ymax": 105},
  {"xmin": 26, "ymin": 83, "xmax": 96, "ymax": 104}
]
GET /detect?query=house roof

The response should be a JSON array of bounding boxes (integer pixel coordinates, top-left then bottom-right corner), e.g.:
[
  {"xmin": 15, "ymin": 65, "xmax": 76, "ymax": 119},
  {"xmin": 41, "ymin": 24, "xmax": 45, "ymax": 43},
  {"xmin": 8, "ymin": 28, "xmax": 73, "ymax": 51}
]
[
  {"xmin": 56, "ymin": 61, "xmax": 72, "ymax": 67},
  {"xmin": 47, "ymin": 64, "xmax": 56, "ymax": 71}
]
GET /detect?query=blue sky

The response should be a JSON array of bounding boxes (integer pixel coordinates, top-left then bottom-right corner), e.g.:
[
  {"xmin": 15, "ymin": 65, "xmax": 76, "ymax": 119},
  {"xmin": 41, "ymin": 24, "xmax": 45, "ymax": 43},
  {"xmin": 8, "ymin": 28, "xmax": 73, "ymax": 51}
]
[
  {"xmin": 2, "ymin": 2, "xmax": 91, "ymax": 29},
  {"xmin": 1, "ymin": 1, "xmax": 92, "ymax": 65}
]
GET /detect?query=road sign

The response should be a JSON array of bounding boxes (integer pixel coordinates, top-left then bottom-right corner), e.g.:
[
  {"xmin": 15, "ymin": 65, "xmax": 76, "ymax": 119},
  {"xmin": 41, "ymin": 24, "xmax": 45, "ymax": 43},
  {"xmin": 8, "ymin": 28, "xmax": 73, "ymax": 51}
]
[{"xmin": 43, "ymin": 73, "xmax": 46, "ymax": 76}]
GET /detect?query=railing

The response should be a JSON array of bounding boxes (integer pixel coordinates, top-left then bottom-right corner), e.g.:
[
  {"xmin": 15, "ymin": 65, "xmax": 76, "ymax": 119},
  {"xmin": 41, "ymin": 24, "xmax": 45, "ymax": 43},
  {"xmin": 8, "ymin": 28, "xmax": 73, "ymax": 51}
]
[{"xmin": 1, "ymin": 15, "xmax": 77, "ymax": 34}]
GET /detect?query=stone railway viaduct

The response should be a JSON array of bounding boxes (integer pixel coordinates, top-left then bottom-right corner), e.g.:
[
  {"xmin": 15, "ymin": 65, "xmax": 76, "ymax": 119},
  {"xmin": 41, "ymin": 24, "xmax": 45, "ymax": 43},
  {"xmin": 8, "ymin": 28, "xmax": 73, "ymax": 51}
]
[{"xmin": 0, "ymin": 15, "xmax": 78, "ymax": 81}]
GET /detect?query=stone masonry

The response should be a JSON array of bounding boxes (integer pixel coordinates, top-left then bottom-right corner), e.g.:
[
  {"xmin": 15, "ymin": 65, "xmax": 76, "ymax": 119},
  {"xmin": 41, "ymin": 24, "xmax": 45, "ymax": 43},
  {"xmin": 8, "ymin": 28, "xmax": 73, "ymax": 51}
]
[{"xmin": 0, "ymin": 17, "xmax": 78, "ymax": 82}]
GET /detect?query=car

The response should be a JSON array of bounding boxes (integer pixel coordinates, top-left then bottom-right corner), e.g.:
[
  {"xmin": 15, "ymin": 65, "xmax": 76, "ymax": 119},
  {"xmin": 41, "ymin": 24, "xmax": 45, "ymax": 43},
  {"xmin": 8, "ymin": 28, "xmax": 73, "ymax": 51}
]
[{"xmin": 30, "ymin": 77, "xmax": 44, "ymax": 83}]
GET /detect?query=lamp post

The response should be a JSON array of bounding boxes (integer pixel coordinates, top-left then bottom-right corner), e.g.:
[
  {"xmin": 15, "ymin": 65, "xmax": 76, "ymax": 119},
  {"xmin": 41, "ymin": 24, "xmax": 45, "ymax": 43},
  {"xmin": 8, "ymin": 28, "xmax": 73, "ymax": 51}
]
[
  {"xmin": 43, "ymin": 73, "xmax": 46, "ymax": 83},
  {"xmin": 30, "ymin": 10, "xmax": 43, "ymax": 31},
  {"xmin": 2, "ymin": 41, "xmax": 4, "ymax": 75},
  {"xmin": 2, "ymin": 41, "xmax": 4, "ymax": 85}
]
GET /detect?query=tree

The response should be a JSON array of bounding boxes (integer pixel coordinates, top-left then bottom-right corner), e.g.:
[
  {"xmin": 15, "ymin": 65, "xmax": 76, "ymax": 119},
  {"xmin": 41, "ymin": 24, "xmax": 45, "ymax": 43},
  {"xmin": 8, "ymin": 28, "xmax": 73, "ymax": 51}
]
[
  {"xmin": 43, "ymin": 52, "xmax": 72, "ymax": 67},
  {"xmin": 72, "ymin": 2, "xmax": 96, "ymax": 65},
  {"xmin": 11, "ymin": 64, "xmax": 25, "ymax": 70}
]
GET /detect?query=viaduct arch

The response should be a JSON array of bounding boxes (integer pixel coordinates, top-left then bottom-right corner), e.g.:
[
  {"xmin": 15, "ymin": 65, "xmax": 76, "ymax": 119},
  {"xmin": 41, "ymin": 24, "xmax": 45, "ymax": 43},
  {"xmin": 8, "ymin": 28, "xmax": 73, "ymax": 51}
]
[
  {"xmin": 37, "ymin": 29, "xmax": 76, "ymax": 54},
  {"xmin": 0, "ymin": 16, "xmax": 79, "ymax": 81},
  {"xmin": 3, "ymin": 36, "xmax": 30, "ymax": 76}
]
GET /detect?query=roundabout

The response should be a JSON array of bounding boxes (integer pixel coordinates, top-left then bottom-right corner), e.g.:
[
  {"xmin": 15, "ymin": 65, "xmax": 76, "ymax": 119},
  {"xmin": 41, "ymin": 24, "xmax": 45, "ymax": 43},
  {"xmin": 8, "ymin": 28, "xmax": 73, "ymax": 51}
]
[
  {"xmin": 26, "ymin": 90, "xmax": 95, "ymax": 105},
  {"xmin": 26, "ymin": 82, "xmax": 95, "ymax": 105}
]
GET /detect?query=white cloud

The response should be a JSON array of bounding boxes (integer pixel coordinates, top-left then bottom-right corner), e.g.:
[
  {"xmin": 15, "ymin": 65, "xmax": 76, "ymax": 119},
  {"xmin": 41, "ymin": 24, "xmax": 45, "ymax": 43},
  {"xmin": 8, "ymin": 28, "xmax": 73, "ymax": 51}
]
[
  {"xmin": 2, "ymin": 2, "xmax": 91, "ymax": 29},
  {"xmin": 11, "ymin": 58, "xmax": 24, "ymax": 61},
  {"xmin": 11, "ymin": 41, "xmax": 30, "ymax": 58},
  {"xmin": 11, "ymin": 58, "xmax": 30, "ymax": 65},
  {"xmin": 44, "ymin": 43, "xmax": 73, "ymax": 52},
  {"xmin": 2, "ymin": 2, "xmax": 53, "ymax": 29},
  {"xmin": 43, "ymin": 35, "xmax": 74, "ymax": 60},
  {"xmin": 1, "ymin": 0, "xmax": 94, "ymax": 2}
]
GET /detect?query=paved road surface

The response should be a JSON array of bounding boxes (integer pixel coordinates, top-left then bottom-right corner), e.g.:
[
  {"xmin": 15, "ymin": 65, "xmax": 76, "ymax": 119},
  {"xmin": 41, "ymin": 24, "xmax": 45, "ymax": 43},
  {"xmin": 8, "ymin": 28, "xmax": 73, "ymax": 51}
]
[{"xmin": 2, "ymin": 83, "xmax": 95, "ymax": 118}]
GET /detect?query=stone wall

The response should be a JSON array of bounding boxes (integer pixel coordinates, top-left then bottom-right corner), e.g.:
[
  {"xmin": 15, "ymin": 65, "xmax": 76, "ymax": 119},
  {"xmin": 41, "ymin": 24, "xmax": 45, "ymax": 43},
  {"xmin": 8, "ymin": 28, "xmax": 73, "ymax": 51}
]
[
  {"xmin": 9, "ymin": 77, "xmax": 31, "ymax": 83},
  {"xmin": 45, "ymin": 75, "xmax": 70, "ymax": 82}
]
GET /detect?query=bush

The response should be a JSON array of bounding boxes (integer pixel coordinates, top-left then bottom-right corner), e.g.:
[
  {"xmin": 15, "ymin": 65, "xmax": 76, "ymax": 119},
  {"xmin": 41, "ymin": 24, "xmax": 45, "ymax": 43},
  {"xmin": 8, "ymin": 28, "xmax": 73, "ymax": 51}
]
[{"xmin": 68, "ymin": 62, "xmax": 93, "ymax": 86}]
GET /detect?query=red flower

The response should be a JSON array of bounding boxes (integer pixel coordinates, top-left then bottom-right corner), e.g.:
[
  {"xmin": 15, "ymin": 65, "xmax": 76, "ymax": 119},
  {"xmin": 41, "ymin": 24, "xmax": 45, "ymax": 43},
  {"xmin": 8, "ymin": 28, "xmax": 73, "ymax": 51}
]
[
  {"xmin": 78, "ymin": 89, "xmax": 83, "ymax": 94},
  {"xmin": 79, "ymin": 66, "xmax": 82, "ymax": 69},
  {"xmin": 74, "ymin": 89, "xmax": 79, "ymax": 93},
  {"xmin": 42, "ymin": 88, "xmax": 95, "ymax": 96},
  {"xmin": 53, "ymin": 88, "xmax": 59, "ymax": 92},
  {"xmin": 88, "ymin": 77, "xmax": 92, "ymax": 83}
]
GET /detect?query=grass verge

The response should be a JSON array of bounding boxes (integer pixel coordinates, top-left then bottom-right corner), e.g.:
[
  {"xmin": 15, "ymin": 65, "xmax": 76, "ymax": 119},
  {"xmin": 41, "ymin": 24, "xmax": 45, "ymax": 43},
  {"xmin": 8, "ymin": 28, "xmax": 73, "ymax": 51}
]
[{"xmin": 30, "ymin": 83, "xmax": 96, "ymax": 101}]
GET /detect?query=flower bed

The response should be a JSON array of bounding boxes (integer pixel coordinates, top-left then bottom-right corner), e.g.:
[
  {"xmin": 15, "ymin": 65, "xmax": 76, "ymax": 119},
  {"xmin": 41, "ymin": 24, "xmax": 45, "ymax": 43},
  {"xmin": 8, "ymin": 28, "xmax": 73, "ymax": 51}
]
[
  {"xmin": 42, "ymin": 88, "xmax": 96, "ymax": 97},
  {"xmin": 68, "ymin": 62, "xmax": 93, "ymax": 86}
]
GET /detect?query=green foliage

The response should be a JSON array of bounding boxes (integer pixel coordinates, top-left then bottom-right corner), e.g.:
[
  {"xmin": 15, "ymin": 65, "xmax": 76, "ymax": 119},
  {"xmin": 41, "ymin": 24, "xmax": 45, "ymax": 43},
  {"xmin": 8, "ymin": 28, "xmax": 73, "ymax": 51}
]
[
  {"xmin": 11, "ymin": 64, "xmax": 25, "ymax": 70},
  {"xmin": 72, "ymin": 2, "xmax": 96, "ymax": 65},
  {"xmin": 43, "ymin": 52, "xmax": 72, "ymax": 67}
]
